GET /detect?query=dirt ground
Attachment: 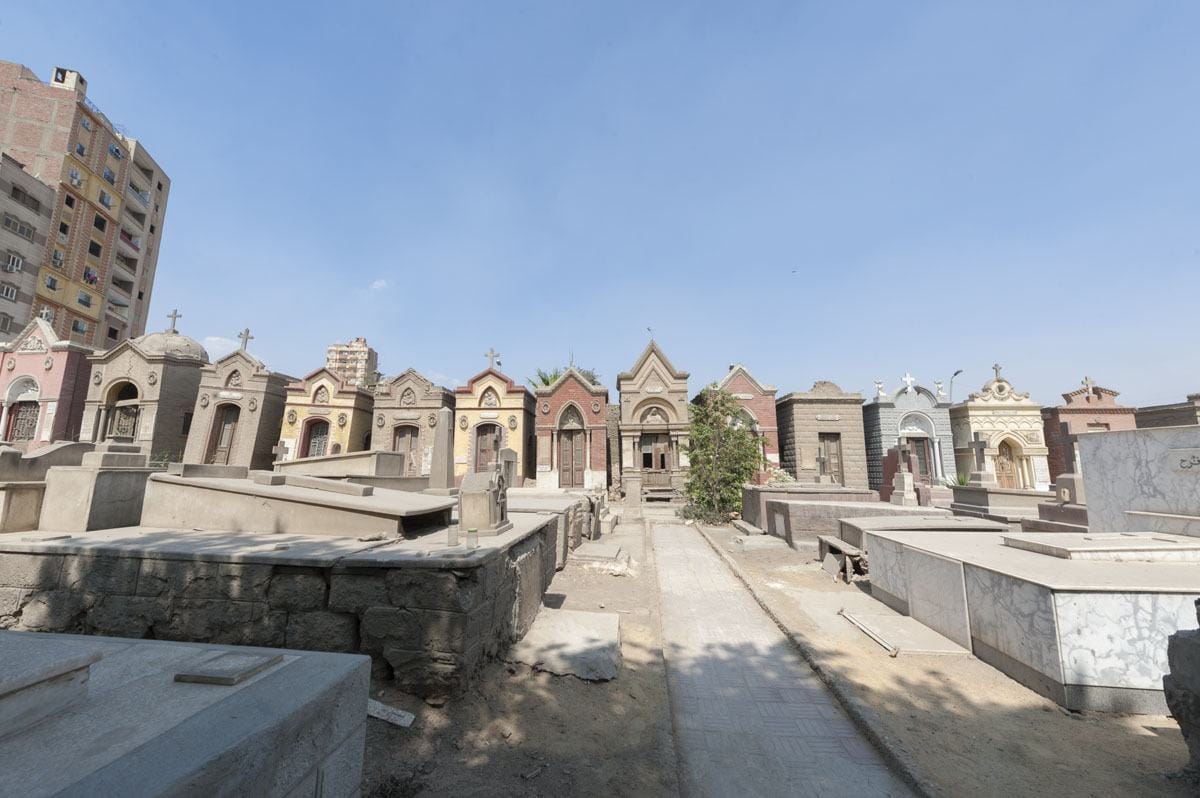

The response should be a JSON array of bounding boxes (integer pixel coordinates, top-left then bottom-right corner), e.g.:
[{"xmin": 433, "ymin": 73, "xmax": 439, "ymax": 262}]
[
  {"xmin": 360, "ymin": 514, "xmax": 680, "ymax": 797},
  {"xmin": 698, "ymin": 525, "xmax": 1195, "ymax": 798}
]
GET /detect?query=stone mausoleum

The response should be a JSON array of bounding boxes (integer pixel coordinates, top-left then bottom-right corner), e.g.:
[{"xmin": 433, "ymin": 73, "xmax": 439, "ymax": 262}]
[
  {"xmin": 453, "ymin": 355, "xmax": 536, "ymax": 485},
  {"xmin": 181, "ymin": 330, "xmax": 293, "ymax": 470},
  {"xmin": 1135, "ymin": 393, "xmax": 1200, "ymax": 429},
  {"xmin": 371, "ymin": 368, "xmax": 455, "ymax": 477},
  {"xmin": 1041, "ymin": 377, "xmax": 1136, "ymax": 484},
  {"xmin": 715, "ymin": 364, "xmax": 778, "ymax": 482},
  {"xmin": 534, "ymin": 367, "xmax": 609, "ymax": 490},
  {"xmin": 617, "ymin": 341, "xmax": 690, "ymax": 501},
  {"xmin": 950, "ymin": 365, "xmax": 1050, "ymax": 490},
  {"xmin": 863, "ymin": 373, "xmax": 955, "ymax": 494},
  {"xmin": 775, "ymin": 380, "xmax": 868, "ymax": 487},
  {"xmin": 278, "ymin": 367, "xmax": 374, "ymax": 461},
  {"xmin": 0, "ymin": 317, "xmax": 92, "ymax": 451},
  {"xmin": 79, "ymin": 313, "xmax": 208, "ymax": 463}
]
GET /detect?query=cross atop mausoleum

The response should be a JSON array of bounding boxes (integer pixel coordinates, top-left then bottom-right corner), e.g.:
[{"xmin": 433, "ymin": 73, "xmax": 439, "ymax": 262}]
[
  {"xmin": 902, "ymin": 372, "xmax": 915, "ymax": 392},
  {"xmin": 992, "ymin": 363, "xmax": 1003, "ymax": 381},
  {"xmin": 238, "ymin": 328, "xmax": 254, "ymax": 351},
  {"xmin": 485, "ymin": 348, "xmax": 500, "ymax": 369},
  {"xmin": 166, "ymin": 309, "xmax": 182, "ymax": 332},
  {"xmin": 1082, "ymin": 375, "xmax": 1095, "ymax": 393}
]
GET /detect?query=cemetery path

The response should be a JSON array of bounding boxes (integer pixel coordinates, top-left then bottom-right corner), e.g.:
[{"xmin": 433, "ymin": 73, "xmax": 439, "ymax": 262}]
[{"xmin": 651, "ymin": 522, "xmax": 915, "ymax": 797}]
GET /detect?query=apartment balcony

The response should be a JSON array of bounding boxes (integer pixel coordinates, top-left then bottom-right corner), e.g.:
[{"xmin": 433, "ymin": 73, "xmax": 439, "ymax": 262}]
[
  {"xmin": 112, "ymin": 256, "xmax": 137, "ymax": 281},
  {"xmin": 126, "ymin": 184, "xmax": 150, "ymax": 209},
  {"xmin": 118, "ymin": 230, "xmax": 141, "ymax": 252},
  {"xmin": 105, "ymin": 299, "xmax": 129, "ymax": 322}
]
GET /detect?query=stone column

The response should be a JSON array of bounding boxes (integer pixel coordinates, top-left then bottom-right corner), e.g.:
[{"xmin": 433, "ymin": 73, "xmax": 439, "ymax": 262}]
[
  {"xmin": 932, "ymin": 439, "xmax": 944, "ymax": 480},
  {"xmin": 0, "ymin": 403, "xmax": 9, "ymax": 441},
  {"xmin": 96, "ymin": 406, "xmax": 109, "ymax": 442}
]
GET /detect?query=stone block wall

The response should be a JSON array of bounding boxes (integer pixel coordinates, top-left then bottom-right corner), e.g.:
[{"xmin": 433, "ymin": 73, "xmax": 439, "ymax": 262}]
[
  {"xmin": 775, "ymin": 395, "xmax": 869, "ymax": 488},
  {"xmin": 1135, "ymin": 400, "xmax": 1200, "ymax": 430},
  {"xmin": 0, "ymin": 523, "xmax": 555, "ymax": 696}
]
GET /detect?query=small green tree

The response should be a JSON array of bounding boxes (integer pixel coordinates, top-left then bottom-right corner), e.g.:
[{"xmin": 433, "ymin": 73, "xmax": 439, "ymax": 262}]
[{"xmin": 684, "ymin": 385, "xmax": 762, "ymax": 522}]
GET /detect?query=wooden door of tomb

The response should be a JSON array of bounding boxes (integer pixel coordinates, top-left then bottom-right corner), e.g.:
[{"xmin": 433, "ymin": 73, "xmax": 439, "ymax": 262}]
[
  {"xmin": 303, "ymin": 420, "xmax": 330, "ymax": 458},
  {"xmin": 475, "ymin": 424, "xmax": 501, "ymax": 472},
  {"xmin": 393, "ymin": 425, "xmax": 419, "ymax": 475},
  {"xmin": 206, "ymin": 404, "xmax": 240, "ymax": 465},
  {"xmin": 904, "ymin": 436, "xmax": 933, "ymax": 483},
  {"xmin": 559, "ymin": 430, "xmax": 585, "ymax": 487},
  {"xmin": 819, "ymin": 433, "xmax": 844, "ymax": 485},
  {"xmin": 995, "ymin": 441, "xmax": 1018, "ymax": 489},
  {"xmin": 7, "ymin": 401, "xmax": 39, "ymax": 442}
]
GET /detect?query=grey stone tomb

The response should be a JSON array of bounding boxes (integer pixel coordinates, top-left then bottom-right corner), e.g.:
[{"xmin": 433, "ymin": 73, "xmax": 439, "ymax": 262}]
[{"xmin": 458, "ymin": 453, "xmax": 513, "ymax": 537}]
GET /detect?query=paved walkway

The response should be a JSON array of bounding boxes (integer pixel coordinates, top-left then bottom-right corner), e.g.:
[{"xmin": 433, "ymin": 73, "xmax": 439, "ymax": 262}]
[{"xmin": 652, "ymin": 523, "xmax": 913, "ymax": 797}]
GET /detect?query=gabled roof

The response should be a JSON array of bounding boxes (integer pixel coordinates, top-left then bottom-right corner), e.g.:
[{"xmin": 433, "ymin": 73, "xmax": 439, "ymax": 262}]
[
  {"xmin": 1, "ymin": 317, "xmax": 74, "ymax": 354},
  {"xmin": 207, "ymin": 348, "xmax": 297, "ymax": 382},
  {"xmin": 618, "ymin": 340, "xmax": 688, "ymax": 382},
  {"xmin": 286, "ymin": 366, "xmax": 372, "ymax": 396},
  {"xmin": 535, "ymin": 366, "xmax": 608, "ymax": 398},
  {"xmin": 716, "ymin": 364, "xmax": 775, "ymax": 395},
  {"xmin": 455, "ymin": 367, "xmax": 530, "ymax": 396}
]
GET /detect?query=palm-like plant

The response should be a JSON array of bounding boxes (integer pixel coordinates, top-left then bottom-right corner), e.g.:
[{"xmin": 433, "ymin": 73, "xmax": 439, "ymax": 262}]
[{"xmin": 527, "ymin": 365, "xmax": 602, "ymax": 388}]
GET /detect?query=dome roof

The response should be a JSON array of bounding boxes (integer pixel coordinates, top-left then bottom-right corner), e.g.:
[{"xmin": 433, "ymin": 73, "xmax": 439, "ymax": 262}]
[{"xmin": 133, "ymin": 330, "xmax": 210, "ymax": 363}]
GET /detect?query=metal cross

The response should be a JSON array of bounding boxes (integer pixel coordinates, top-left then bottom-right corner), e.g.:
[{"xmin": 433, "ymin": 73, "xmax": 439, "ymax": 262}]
[
  {"xmin": 166, "ymin": 308, "xmax": 182, "ymax": 332},
  {"xmin": 485, "ymin": 348, "xmax": 500, "ymax": 369},
  {"xmin": 901, "ymin": 372, "xmax": 915, "ymax": 392},
  {"xmin": 1081, "ymin": 375, "xmax": 1095, "ymax": 393},
  {"xmin": 992, "ymin": 363, "xmax": 1003, "ymax": 381},
  {"xmin": 238, "ymin": 328, "xmax": 254, "ymax": 351},
  {"xmin": 969, "ymin": 432, "xmax": 988, "ymax": 471}
]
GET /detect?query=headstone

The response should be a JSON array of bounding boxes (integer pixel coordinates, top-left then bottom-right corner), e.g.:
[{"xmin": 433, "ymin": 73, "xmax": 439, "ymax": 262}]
[
  {"xmin": 967, "ymin": 432, "xmax": 996, "ymax": 487},
  {"xmin": 458, "ymin": 461, "xmax": 512, "ymax": 537},
  {"xmin": 426, "ymin": 407, "xmax": 456, "ymax": 495},
  {"xmin": 890, "ymin": 442, "xmax": 920, "ymax": 506}
]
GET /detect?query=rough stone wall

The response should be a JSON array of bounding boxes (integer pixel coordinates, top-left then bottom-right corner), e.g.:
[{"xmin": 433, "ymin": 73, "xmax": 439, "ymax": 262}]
[{"xmin": 0, "ymin": 523, "xmax": 555, "ymax": 696}]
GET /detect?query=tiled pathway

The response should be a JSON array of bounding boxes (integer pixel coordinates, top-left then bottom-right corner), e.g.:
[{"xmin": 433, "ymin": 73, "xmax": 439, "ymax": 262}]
[{"xmin": 652, "ymin": 524, "xmax": 913, "ymax": 797}]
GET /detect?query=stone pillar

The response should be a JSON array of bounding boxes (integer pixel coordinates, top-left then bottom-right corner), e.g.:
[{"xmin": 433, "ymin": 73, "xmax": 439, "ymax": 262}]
[
  {"xmin": 0, "ymin": 403, "xmax": 9, "ymax": 441},
  {"xmin": 426, "ymin": 407, "xmax": 455, "ymax": 494},
  {"xmin": 96, "ymin": 406, "xmax": 109, "ymax": 442},
  {"xmin": 932, "ymin": 439, "xmax": 944, "ymax": 480}
]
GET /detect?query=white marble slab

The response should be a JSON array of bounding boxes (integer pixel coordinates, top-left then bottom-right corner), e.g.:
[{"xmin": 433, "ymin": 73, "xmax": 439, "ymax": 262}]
[
  {"xmin": 1055, "ymin": 591, "xmax": 1200, "ymax": 690},
  {"xmin": 905, "ymin": 550, "xmax": 970, "ymax": 649},
  {"xmin": 864, "ymin": 533, "xmax": 908, "ymax": 604},
  {"xmin": 1080, "ymin": 426, "xmax": 1200, "ymax": 538},
  {"xmin": 963, "ymin": 565, "xmax": 1063, "ymax": 683}
]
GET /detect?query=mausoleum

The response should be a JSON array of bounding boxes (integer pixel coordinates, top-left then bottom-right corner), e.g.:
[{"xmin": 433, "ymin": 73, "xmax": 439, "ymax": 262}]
[
  {"xmin": 277, "ymin": 367, "xmax": 374, "ymax": 462},
  {"xmin": 453, "ymin": 353, "xmax": 536, "ymax": 485},
  {"xmin": 370, "ymin": 368, "xmax": 455, "ymax": 477},
  {"xmin": 616, "ymin": 341, "xmax": 690, "ymax": 501},
  {"xmin": 775, "ymin": 380, "xmax": 868, "ymax": 487},
  {"xmin": 0, "ymin": 316, "xmax": 92, "ymax": 451},
  {"xmin": 1040, "ymin": 377, "xmax": 1136, "ymax": 484},
  {"xmin": 950, "ymin": 365, "xmax": 1049, "ymax": 490},
  {"xmin": 534, "ymin": 367, "xmax": 609, "ymax": 490},
  {"xmin": 715, "ymin": 364, "xmax": 778, "ymax": 483},
  {"xmin": 862, "ymin": 373, "xmax": 954, "ymax": 494}
]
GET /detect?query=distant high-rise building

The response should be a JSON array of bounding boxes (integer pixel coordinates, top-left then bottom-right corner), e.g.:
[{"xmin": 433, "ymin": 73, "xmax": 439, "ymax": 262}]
[
  {"xmin": 0, "ymin": 153, "xmax": 54, "ymax": 340},
  {"xmin": 0, "ymin": 62, "xmax": 171, "ymax": 348},
  {"xmin": 325, "ymin": 337, "xmax": 379, "ymax": 387}
]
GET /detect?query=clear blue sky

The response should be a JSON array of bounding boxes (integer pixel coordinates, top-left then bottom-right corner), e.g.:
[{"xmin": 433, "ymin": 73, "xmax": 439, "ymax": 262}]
[{"xmin": 4, "ymin": 2, "xmax": 1197, "ymax": 406}]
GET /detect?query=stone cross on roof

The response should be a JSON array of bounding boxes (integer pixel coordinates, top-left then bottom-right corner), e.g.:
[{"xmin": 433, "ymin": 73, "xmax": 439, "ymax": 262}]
[
  {"xmin": 485, "ymin": 348, "xmax": 500, "ymax": 370},
  {"xmin": 992, "ymin": 363, "xmax": 1003, "ymax": 381},
  {"xmin": 238, "ymin": 328, "xmax": 254, "ymax": 351},
  {"xmin": 1081, "ymin": 375, "xmax": 1095, "ymax": 393},
  {"xmin": 901, "ymin": 372, "xmax": 915, "ymax": 392},
  {"xmin": 873, "ymin": 380, "xmax": 887, "ymax": 399},
  {"xmin": 166, "ymin": 309, "xmax": 182, "ymax": 332},
  {"xmin": 969, "ymin": 432, "xmax": 989, "ymax": 471}
]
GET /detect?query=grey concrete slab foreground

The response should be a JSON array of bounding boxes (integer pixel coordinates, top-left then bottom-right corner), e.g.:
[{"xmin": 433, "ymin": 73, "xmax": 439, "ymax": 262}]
[
  {"xmin": 651, "ymin": 523, "xmax": 912, "ymax": 797},
  {"xmin": 504, "ymin": 608, "xmax": 621, "ymax": 681}
]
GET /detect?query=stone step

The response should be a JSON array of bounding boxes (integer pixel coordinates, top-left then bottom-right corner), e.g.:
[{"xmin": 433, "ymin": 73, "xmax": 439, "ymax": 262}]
[{"xmin": 0, "ymin": 636, "xmax": 102, "ymax": 742}]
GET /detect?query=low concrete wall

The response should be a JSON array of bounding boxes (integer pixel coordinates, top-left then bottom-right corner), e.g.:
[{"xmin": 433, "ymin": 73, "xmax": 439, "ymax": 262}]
[
  {"xmin": 347, "ymin": 475, "xmax": 431, "ymax": 492},
  {"xmin": 765, "ymin": 499, "xmax": 948, "ymax": 545},
  {"xmin": 0, "ymin": 521, "xmax": 557, "ymax": 697},
  {"xmin": 276, "ymin": 450, "xmax": 406, "ymax": 478},
  {"xmin": 38, "ymin": 468, "xmax": 152, "ymax": 532},
  {"xmin": 742, "ymin": 484, "xmax": 878, "ymax": 529},
  {"xmin": 950, "ymin": 485, "xmax": 1053, "ymax": 523},
  {"xmin": 0, "ymin": 481, "xmax": 45, "ymax": 533},
  {"xmin": 0, "ymin": 441, "xmax": 94, "ymax": 481}
]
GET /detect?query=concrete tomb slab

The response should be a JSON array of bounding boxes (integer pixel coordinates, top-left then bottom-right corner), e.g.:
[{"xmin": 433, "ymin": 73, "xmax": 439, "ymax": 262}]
[
  {"xmin": 174, "ymin": 651, "xmax": 285, "ymax": 685},
  {"xmin": 0, "ymin": 631, "xmax": 368, "ymax": 798},
  {"xmin": 765, "ymin": 498, "xmax": 948, "ymax": 546},
  {"xmin": 1002, "ymin": 531, "xmax": 1200, "ymax": 562},
  {"xmin": 837, "ymin": 514, "xmax": 1008, "ymax": 551}
]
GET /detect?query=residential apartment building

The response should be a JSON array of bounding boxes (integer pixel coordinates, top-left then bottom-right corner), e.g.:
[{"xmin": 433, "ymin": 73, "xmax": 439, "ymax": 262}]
[
  {"xmin": 325, "ymin": 337, "xmax": 379, "ymax": 387},
  {"xmin": 0, "ymin": 62, "xmax": 170, "ymax": 347},
  {"xmin": 0, "ymin": 154, "xmax": 53, "ymax": 339}
]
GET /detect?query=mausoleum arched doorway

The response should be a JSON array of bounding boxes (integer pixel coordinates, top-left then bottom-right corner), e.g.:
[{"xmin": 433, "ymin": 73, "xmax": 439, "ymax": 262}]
[
  {"xmin": 996, "ymin": 439, "xmax": 1021, "ymax": 489},
  {"xmin": 897, "ymin": 412, "xmax": 940, "ymax": 484},
  {"xmin": 556, "ymin": 404, "xmax": 586, "ymax": 488},
  {"xmin": 474, "ymin": 422, "xmax": 502, "ymax": 473},
  {"xmin": 103, "ymin": 381, "xmax": 141, "ymax": 442},
  {"xmin": 301, "ymin": 418, "xmax": 330, "ymax": 458},
  {"xmin": 4, "ymin": 376, "xmax": 40, "ymax": 443},
  {"xmin": 205, "ymin": 403, "xmax": 240, "ymax": 465},
  {"xmin": 392, "ymin": 424, "xmax": 420, "ymax": 476}
]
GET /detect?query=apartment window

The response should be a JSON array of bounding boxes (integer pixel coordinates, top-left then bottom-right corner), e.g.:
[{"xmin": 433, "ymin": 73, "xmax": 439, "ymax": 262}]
[
  {"xmin": 71, "ymin": 319, "xmax": 87, "ymax": 335},
  {"xmin": 75, "ymin": 143, "xmax": 87, "ymax": 157},
  {"xmin": 107, "ymin": 326, "xmax": 118, "ymax": 340},
  {"xmin": 137, "ymin": 290, "xmax": 144, "ymax": 300},
  {"xmin": 5, "ymin": 253, "xmax": 23, "ymax": 273},
  {"xmin": 81, "ymin": 117, "xmax": 91, "ymax": 131},
  {"xmin": 149, "ymin": 224, "xmax": 156, "ymax": 234},
  {"xmin": 68, "ymin": 168, "xmax": 82, "ymax": 188},
  {"xmin": 77, "ymin": 291, "xmax": 92, "ymax": 308},
  {"xmin": 0, "ymin": 284, "xmax": 17, "ymax": 302},
  {"xmin": 82, "ymin": 267, "xmax": 98, "ymax": 286},
  {"xmin": 102, "ymin": 167, "xmax": 116, "ymax": 185},
  {"xmin": 93, "ymin": 214, "xmax": 106, "ymax": 233},
  {"xmin": 108, "ymin": 143, "xmax": 123, "ymax": 160},
  {"xmin": 98, "ymin": 191, "xmax": 112, "ymax": 209},
  {"xmin": 58, "ymin": 222, "xmax": 70, "ymax": 239},
  {"xmin": 64, "ymin": 194, "xmax": 75, "ymax": 209},
  {"xmin": 88, "ymin": 241, "xmax": 102, "ymax": 258},
  {"xmin": 157, "ymin": 181, "xmax": 163, "ymax": 191},
  {"xmin": 45, "ymin": 275, "xmax": 58, "ymax": 291},
  {"xmin": 51, "ymin": 250, "xmax": 64, "ymax": 268},
  {"xmin": 181, "ymin": 412, "xmax": 193, "ymax": 436},
  {"xmin": 3, "ymin": 214, "xmax": 34, "ymax": 241},
  {"xmin": 10, "ymin": 186, "xmax": 41, "ymax": 214},
  {"xmin": 38, "ymin": 306, "xmax": 54, "ymax": 323},
  {"xmin": 0, "ymin": 314, "xmax": 12, "ymax": 333}
]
